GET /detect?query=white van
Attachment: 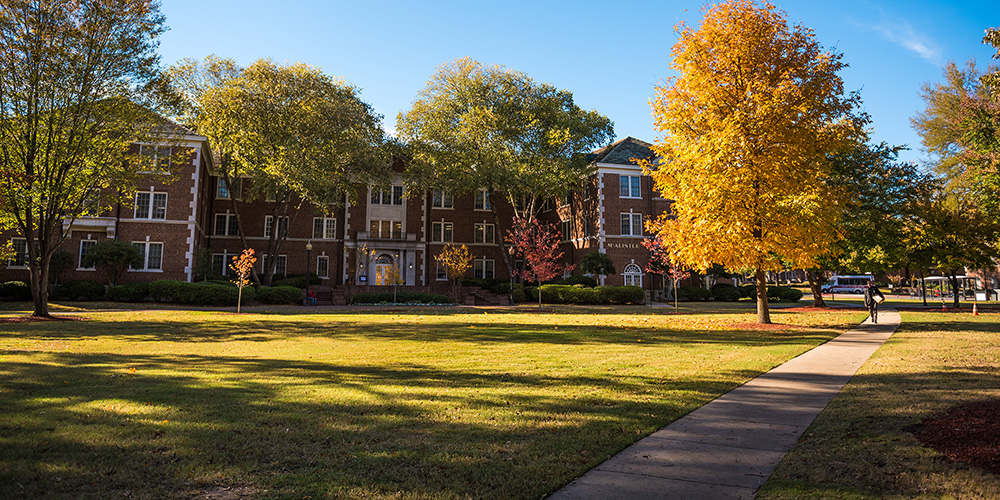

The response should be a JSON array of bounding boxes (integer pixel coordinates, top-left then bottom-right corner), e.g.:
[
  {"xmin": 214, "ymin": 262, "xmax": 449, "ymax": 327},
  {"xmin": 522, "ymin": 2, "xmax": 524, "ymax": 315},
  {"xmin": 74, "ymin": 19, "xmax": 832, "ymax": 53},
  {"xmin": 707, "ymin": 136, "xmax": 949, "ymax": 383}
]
[{"xmin": 821, "ymin": 275, "xmax": 872, "ymax": 294}]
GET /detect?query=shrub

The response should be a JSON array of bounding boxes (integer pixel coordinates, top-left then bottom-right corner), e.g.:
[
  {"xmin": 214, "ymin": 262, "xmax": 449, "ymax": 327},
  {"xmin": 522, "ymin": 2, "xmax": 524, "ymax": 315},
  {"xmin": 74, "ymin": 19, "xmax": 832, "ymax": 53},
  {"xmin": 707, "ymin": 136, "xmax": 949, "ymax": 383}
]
[
  {"xmin": 711, "ymin": 283, "xmax": 742, "ymax": 302},
  {"xmin": 272, "ymin": 274, "xmax": 321, "ymax": 288},
  {"xmin": 350, "ymin": 292, "xmax": 451, "ymax": 304},
  {"xmin": 524, "ymin": 286, "xmax": 538, "ymax": 302},
  {"xmin": 147, "ymin": 280, "xmax": 253, "ymax": 306},
  {"xmin": 511, "ymin": 284, "xmax": 527, "ymax": 302},
  {"xmin": 108, "ymin": 282, "xmax": 150, "ymax": 302},
  {"xmin": 739, "ymin": 284, "xmax": 757, "ymax": 298},
  {"xmin": 558, "ymin": 274, "xmax": 598, "ymax": 287},
  {"xmin": 55, "ymin": 280, "xmax": 106, "ymax": 301},
  {"xmin": 579, "ymin": 252, "xmax": 616, "ymax": 276},
  {"xmin": 148, "ymin": 280, "xmax": 188, "ymax": 302},
  {"xmin": 256, "ymin": 286, "xmax": 303, "ymax": 304},
  {"xmin": 768, "ymin": 286, "xmax": 803, "ymax": 303},
  {"xmin": 600, "ymin": 285, "xmax": 645, "ymax": 305},
  {"xmin": 676, "ymin": 286, "xmax": 711, "ymax": 301},
  {"xmin": 0, "ymin": 281, "xmax": 31, "ymax": 301}
]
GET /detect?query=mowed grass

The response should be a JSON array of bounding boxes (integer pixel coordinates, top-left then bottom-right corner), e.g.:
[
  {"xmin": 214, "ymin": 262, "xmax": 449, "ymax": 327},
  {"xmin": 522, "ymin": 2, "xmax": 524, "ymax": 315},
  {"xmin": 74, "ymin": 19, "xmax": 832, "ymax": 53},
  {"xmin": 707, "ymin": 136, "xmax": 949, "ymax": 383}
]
[
  {"xmin": 0, "ymin": 304, "xmax": 864, "ymax": 499},
  {"xmin": 757, "ymin": 311, "xmax": 1000, "ymax": 500}
]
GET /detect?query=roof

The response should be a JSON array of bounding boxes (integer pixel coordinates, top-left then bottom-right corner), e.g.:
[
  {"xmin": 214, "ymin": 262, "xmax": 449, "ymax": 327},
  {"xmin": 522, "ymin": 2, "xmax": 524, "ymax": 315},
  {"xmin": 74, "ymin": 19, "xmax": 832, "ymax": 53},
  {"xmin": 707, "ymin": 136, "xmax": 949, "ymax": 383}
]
[{"xmin": 588, "ymin": 136, "xmax": 655, "ymax": 166}]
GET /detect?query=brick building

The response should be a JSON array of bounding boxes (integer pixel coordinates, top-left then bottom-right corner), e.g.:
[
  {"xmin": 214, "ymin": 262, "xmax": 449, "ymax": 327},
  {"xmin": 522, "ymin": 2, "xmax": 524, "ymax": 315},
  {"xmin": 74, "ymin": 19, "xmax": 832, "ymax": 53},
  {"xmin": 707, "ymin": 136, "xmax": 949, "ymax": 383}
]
[{"xmin": 3, "ymin": 134, "xmax": 677, "ymax": 297}]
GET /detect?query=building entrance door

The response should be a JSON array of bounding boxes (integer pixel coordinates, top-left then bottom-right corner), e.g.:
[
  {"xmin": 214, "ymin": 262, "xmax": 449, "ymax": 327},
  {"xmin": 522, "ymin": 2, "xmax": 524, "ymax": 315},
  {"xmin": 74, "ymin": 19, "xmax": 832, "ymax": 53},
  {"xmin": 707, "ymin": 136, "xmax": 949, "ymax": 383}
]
[{"xmin": 374, "ymin": 254, "xmax": 394, "ymax": 286}]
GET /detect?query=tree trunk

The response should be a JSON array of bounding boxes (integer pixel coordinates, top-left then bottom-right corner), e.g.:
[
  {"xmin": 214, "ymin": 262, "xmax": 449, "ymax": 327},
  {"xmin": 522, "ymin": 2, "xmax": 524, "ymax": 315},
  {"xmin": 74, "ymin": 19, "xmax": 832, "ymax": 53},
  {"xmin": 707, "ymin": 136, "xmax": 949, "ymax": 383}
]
[
  {"xmin": 807, "ymin": 270, "xmax": 826, "ymax": 307},
  {"xmin": 949, "ymin": 270, "xmax": 961, "ymax": 309},
  {"xmin": 30, "ymin": 261, "xmax": 51, "ymax": 318},
  {"xmin": 755, "ymin": 268, "xmax": 771, "ymax": 324}
]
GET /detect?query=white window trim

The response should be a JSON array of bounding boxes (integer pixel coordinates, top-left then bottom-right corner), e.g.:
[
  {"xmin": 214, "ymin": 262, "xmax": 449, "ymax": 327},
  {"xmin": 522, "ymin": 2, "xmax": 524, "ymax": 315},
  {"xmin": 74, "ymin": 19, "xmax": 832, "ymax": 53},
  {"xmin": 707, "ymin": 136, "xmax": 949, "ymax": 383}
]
[
  {"xmin": 474, "ymin": 188, "xmax": 491, "ymax": 211},
  {"xmin": 474, "ymin": 223, "xmax": 495, "ymax": 244},
  {"xmin": 619, "ymin": 175, "xmax": 642, "ymax": 199},
  {"xmin": 432, "ymin": 221, "xmax": 454, "ymax": 243},
  {"xmin": 264, "ymin": 215, "xmax": 289, "ymax": 239},
  {"xmin": 77, "ymin": 240, "xmax": 97, "ymax": 271},
  {"xmin": 313, "ymin": 217, "xmax": 337, "ymax": 239},
  {"xmin": 473, "ymin": 258, "xmax": 495, "ymax": 280},
  {"xmin": 131, "ymin": 241, "xmax": 164, "ymax": 272},
  {"xmin": 432, "ymin": 189, "xmax": 454, "ymax": 209},
  {"xmin": 621, "ymin": 212, "xmax": 644, "ymax": 237},
  {"xmin": 134, "ymin": 191, "xmax": 167, "ymax": 220},
  {"xmin": 316, "ymin": 255, "xmax": 330, "ymax": 279},
  {"xmin": 8, "ymin": 238, "xmax": 28, "ymax": 268}
]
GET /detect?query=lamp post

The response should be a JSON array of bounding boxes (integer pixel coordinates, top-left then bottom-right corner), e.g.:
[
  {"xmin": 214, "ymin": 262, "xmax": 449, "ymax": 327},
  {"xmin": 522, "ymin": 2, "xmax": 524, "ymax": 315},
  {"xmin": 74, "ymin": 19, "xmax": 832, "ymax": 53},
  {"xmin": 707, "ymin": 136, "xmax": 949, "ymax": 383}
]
[{"xmin": 305, "ymin": 241, "xmax": 313, "ymax": 305}]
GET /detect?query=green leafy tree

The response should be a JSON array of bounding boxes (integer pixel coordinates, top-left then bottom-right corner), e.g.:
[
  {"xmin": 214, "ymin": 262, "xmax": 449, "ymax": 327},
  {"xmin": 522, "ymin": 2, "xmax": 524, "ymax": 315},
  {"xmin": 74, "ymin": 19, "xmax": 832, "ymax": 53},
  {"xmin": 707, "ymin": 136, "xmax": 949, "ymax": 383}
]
[
  {"xmin": 398, "ymin": 57, "xmax": 614, "ymax": 277},
  {"xmin": 0, "ymin": 0, "xmax": 171, "ymax": 317},
  {"xmin": 902, "ymin": 196, "xmax": 998, "ymax": 308},
  {"xmin": 168, "ymin": 57, "xmax": 389, "ymax": 285},
  {"xmin": 83, "ymin": 240, "xmax": 143, "ymax": 287},
  {"xmin": 579, "ymin": 252, "xmax": 615, "ymax": 277},
  {"xmin": 648, "ymin": 0, "xmax": 865, "ymax": 323}
]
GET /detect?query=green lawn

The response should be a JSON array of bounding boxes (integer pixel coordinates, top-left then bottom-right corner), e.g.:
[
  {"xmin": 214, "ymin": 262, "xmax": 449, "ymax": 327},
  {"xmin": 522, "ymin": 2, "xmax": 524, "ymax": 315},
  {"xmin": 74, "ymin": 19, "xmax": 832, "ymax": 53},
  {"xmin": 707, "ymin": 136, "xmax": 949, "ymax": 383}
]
[
  {"xmin": 0, "ymin": 304, "xmax": 864, "ymax": 499},
  {"xmin": 757, "ymin": 311, "xmax": 1000, "ymax": 499}
]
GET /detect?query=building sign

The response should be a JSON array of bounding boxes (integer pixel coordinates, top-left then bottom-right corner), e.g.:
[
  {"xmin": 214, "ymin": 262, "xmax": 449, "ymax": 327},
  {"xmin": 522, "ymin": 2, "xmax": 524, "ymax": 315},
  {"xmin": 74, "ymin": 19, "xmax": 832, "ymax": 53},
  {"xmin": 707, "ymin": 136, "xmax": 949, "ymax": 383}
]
[{"xmin": 606, "ymin": 242, "xmax": 644, "ymax": 250}]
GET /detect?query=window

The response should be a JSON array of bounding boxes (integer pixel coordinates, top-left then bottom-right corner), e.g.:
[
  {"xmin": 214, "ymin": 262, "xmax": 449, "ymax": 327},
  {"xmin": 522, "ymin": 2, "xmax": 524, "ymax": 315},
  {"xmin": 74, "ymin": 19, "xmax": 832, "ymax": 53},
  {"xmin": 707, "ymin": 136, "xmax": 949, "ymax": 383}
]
[
  {"xmin": 214, "ymin": 213, "xmax": 239, "ymax": 236},
  {"xmin": 619, "ymin": 175, "xmax": 641, "ymax": 198},
  {"xmin": 475, "ymin": 189, "xmax": 491, "ymax": 210},
  {"xmin": 79, "ymin": 240, "xmax": 96, "ymax": 269},
  {"xmin": 583, "ymin": 215, "xmax": 593, "ymax": 237},
  {"xmin": 134, "ymin": 192, "xmax": 167, "ymax": 219},
  {"xmin": 562, "ymin": 192, "xmax": 572, "ymax": 206},
  {"xmin": 561, "ymin": 220, "xmax": 573, "ymax": 241},
  {"xmin": 371, "ymin": 185, "xmax": 404, "ymax": 205},
  {"xmin": 432, "ymin": 222, "xmax": 453, "ymax": 242},
  {"xmin": 623, "ymin": 263, "xmax": 643, "ymax": 287},
  {"xmin": 540, "ymin": 198, "xmax": 553, "ymax": 212},
  {"xmin": 313, "ymin": 217, "xmax": 336, "ymax": 239},
  {"xmin": 435, "ymin": 261, "xmax": 448, "ymax": 281},
  {"xmin": 432, "ymin": 189, "xmax": 453, "ymax": 208},
  {"xmin": 474, "ymin": 259, "xmax": 495, "ymax": 279},
  {"xmin": 81, "ymin": 191, "xmax": 101, "ymax": 217},
  {"xmin": 474, "ymin": 223, "xmax": 494, "ymax": 244},
  {"xmin": 369, "ymin": 220, "xmax": 402, "ymax": 239},
  {"xmin": 316, "ymin": 255, "xmax": 330, "ymax": 278},
  {"xmin": 9, "ymin": 238, "xmax": 28, "ymax": 267},
  {"xmin": 216, "ymin": 177, "xmax": 241, "ymax": 199},
  {"xmin": 139, "ymin": 145, "xmax": 171, "ymax": 173},
  {"xmin": 131, "ymin": 242, "xmax": 163, "ymax": 270},
  {"xmin": 621, "ymin": 213, "xmax": 643, "ymax": 236},
  {"xmin": 262, "ymin": 254, "xmax": 287, "ymax": 276},
  {"xmin": 264, "ymin": 216, "xmax": 289, "ymax": 238},
  {"xmin": 212, "ymin": 252, "xmax": 233, "ymax": 276}
]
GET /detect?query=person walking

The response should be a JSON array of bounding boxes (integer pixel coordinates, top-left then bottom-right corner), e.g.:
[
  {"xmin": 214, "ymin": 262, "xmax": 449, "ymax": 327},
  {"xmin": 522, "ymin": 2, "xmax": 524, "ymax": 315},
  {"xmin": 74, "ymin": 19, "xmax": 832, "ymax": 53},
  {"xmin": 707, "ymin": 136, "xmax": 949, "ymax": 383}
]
[{"xmin": 864, "ymin": 279, "xmax": 885, "ymax": 323}]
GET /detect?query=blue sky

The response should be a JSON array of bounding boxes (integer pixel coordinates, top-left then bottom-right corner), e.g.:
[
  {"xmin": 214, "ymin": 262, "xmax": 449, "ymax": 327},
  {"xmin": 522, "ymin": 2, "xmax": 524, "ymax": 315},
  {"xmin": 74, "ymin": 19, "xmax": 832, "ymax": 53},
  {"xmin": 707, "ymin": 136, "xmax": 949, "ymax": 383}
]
[{"xmin": 157, "ymin": 0, "xmax": 998, "ymax": 165}]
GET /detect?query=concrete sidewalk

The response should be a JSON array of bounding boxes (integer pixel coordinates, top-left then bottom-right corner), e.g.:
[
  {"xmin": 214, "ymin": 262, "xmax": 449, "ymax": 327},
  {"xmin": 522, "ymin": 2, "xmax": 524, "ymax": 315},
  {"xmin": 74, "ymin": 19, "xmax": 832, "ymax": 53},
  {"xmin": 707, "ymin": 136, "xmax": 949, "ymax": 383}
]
[{"xmin": 548, "ymin": 309, "xmax": 901, "ymax": 500}]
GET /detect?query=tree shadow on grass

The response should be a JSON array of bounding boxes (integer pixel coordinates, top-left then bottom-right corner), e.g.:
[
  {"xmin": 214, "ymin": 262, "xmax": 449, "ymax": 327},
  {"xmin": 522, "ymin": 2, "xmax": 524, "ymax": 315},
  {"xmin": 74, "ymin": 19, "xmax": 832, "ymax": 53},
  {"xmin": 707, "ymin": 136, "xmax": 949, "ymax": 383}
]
[{"xmin": 0, "ymin": 350, "xmax": 771, "ymax": 499}]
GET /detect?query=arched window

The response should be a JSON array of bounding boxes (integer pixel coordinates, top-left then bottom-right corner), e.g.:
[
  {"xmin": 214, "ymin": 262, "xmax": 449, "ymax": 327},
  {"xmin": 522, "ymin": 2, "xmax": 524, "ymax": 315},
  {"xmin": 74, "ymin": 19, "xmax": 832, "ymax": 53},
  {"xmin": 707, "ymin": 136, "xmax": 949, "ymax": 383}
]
[
  {"xmin": 375, "ymin": 254, "xmax": 393, "ymax": 265},
  {"xmin": 374, "ymin": 254, "xmax": 395, "ymax": 285},
  {"xmin": 623, "ymin": 263, "xmax": 642, "ymax": 287}
]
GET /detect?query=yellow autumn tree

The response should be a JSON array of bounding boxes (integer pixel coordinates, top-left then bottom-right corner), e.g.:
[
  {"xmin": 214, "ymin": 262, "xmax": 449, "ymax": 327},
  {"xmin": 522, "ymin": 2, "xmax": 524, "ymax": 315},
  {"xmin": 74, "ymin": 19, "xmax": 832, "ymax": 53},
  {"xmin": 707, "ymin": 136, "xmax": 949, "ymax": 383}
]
[{"xmin": 648, "ymin": 0, "xmax": 865, "ymax": 323}]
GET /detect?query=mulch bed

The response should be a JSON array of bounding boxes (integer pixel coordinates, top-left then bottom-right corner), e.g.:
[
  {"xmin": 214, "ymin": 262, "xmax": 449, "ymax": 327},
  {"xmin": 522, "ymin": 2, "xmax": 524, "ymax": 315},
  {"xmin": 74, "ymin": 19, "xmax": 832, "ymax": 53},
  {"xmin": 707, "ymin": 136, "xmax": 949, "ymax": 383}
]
[
  {"xmin": 0, "ymin": 315, "xmax": 82, "ymax": 323},
  {"xmin": 914, "ymin": 399, "xmax": 1000, "ymax": 475}
]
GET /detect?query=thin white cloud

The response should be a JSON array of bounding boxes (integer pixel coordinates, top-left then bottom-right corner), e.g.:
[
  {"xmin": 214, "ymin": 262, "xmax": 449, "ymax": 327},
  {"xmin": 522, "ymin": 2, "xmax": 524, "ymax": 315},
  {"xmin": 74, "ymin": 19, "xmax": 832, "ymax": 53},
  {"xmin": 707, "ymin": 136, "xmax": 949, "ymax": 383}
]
[{"xmin": 863, "ymin": 21, "xmax": 943, "ymax": 66}]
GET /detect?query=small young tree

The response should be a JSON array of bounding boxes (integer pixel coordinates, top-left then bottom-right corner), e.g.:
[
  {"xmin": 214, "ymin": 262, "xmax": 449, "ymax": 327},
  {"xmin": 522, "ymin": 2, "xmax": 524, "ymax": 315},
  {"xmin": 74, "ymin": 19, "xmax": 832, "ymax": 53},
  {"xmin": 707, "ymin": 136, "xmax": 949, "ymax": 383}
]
[
  {"xmin": 437, "ymin": 244, "xmax": 472, "ymax": 303},
  {"xmin": 643, "ymin": 235, "xmax": 690, "ymax": 310},
  {"xmin": 507, "ymin": 217, "xmax": 573, "ymax": 308},
  {"xmin": 230, "ymin": 249, "xmax": 256, "ymax": 313},
  {"xmin": 83, "ymin": 241, "xmax": 143, "ymax": 287},
  {"xmin": 579, "ymin": 252, "xmax": 616, "ymax": 279}
]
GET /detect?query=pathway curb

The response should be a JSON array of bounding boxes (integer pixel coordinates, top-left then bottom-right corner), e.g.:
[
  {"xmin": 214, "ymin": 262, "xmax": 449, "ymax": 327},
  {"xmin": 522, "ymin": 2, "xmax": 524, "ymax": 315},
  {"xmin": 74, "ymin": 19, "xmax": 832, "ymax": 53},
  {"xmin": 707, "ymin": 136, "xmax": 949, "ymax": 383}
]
[{"xmin": 547, "ymin": 309, "xmax": 901, "ymax": 500}]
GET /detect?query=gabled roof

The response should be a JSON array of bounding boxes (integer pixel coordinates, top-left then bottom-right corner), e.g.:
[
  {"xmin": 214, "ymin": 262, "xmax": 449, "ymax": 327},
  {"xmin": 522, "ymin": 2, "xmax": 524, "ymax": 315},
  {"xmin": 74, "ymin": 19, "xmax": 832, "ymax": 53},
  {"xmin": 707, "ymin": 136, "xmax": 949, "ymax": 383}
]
[{"xmin": 588, "ymin": 136, "xmax": 655, "ymax": 166}]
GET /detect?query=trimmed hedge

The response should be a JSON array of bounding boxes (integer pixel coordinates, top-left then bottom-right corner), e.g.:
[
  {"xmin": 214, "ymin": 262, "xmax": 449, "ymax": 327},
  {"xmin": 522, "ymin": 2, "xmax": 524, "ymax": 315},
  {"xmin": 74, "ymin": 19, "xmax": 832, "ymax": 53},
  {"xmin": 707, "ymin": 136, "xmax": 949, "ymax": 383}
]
[
  {"xmin": 0, "ymin": 281, "xmax": 31, "ymax": 301},
  {"xmin": 676, "ymin": 286, "xmax": 711, "ymax": 301},
  {"xmin": 351, "ymin": 291, "xmax": 452, "ymax": 304},
  {"xmin": 255, "ymin": 286, "xmax": 302, "ymax": 304},
  {"xmin": 767, "ymin": 286, "xmax": 803, "ymax": 303},
  {"xmin": 536, "ymin": 284, "xmax": 644, "ymax": 305},
  {"xmin": 711, "ymin": 283, "xmax": 742, "ymax": 302},
  {"xmin": 557, "ymin": 274, "xmax": 598, "ymax": 288},
  {"xmin": 108, "ymin": 282, "xmax": 150, "ymax": 302},
  {"xmin": 147, "ymin": 280, "xmax": 253, "ymax": 306},
  {"xmin": 55, "ymin": 280, "xmax": 106, "ymax": 301}
]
